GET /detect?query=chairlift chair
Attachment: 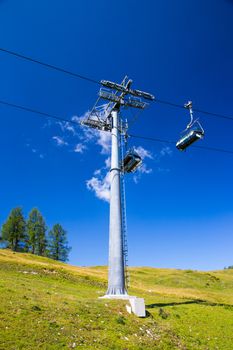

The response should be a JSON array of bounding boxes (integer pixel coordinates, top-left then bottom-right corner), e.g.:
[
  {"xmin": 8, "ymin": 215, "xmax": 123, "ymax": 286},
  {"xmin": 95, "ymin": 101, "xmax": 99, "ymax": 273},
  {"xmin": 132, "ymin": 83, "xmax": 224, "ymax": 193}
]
[
  {"xmin": 176, "ymin": 101, "xmax": 205, "ymax": 151},
  {"xmin": 176, "ymin": 123, "xmax": 204, "ymax": 151},
  {"xmin": 122, "ymin": 149, "xmax": 142, "ymax": 173}
]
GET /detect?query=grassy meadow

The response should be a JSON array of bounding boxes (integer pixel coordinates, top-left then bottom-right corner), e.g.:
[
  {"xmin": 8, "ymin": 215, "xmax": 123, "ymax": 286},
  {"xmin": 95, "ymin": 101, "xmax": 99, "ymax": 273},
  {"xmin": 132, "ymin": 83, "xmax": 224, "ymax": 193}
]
[{"xmin": 0, "ymin": 249, "xmax": 233, "ymax": 349}]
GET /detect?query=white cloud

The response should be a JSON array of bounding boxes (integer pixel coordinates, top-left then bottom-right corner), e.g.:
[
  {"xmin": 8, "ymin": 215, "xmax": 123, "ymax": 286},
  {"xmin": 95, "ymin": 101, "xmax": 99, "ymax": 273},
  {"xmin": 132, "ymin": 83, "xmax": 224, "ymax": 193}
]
[
  {"xmin": 26, "ymin": 144, "xmax": 45, "ymax": 159},
  {"xmin": 160, "ymin": 146, "xmax": 172, "ymax": 157},
  {"xmin": 138, "ymin": 164, "xmax": 152, "ymax": 174},
  {"xmin": 74, "ymin": 143, "xmax": 86, "ymax": 153},
  {"xmin": 86, "ymin": 144, "xmax": 155, "ymax": 199},
  {"xmin": 77, "ymin": 116, "xmax": 98, "ymax": 143},
  {"xmin": 71, "ymin": 108, "xmax": 112, "ymax": 155},
  {"xmin": 76, "ymin": 115, "xmax": 111, "ymax": 154},
  {"xmin": 134, "ymin": 146, "xmax": 153, "ymax": 160},
  {"xmin": 42, "ymin": 119, "xmax": 52, "ymax": 129},
  {"xmin": 94, "ymin": 169, "xmax": 101, "ymax": 176},
  {"xmin": 86, "ymin": 172, "xmax": 111, "ymax": 202},
  {"xmin": 97, "ymin": 132, "xmax": 111, "ymax": 154},
  {"xmin": 52, "ymin": 136, "xmax": 68, "ymax": 146},
  {"xmin": 82, "ymin": 128, "xmax": 97, "ymax": 142},
  {"xmin": 58, "ymin": 121, "xmax": 76, "ymax": 135},
  {"xmin": 133, "ymin": 163, "xmax": 152, "ymax": 184},
  {"xmin": 133, "ymin": 175, "xmax": 139, "ymax": 184},
  {"xmin": 44, "ymin": 109, "xmax": 110, "ymax": 158},
  {"xmin": 65, "ymin": 125, "xmax": 76, "ymax": 134},
  {"xmin": 72, "ymin": 115, "xmax": 86, "ymax": 123},
  {"xmin": 158, "ymin": 167, "xmax": 170, "ymax": 173},
  {"xmin": 86, "ymin": 154, "xmax": 112, "ymax": 202},
  {"xmin": 105, "ymin": 157, "xmax": 111, "ymax": 168}
]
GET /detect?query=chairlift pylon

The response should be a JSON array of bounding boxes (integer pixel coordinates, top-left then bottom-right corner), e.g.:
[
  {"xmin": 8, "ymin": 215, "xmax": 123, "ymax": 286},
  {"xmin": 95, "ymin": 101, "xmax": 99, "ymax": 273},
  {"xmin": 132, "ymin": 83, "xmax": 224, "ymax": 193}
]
[{"xmin": 176, "ymin": 101, "xmax": 204, "ymax": 151}]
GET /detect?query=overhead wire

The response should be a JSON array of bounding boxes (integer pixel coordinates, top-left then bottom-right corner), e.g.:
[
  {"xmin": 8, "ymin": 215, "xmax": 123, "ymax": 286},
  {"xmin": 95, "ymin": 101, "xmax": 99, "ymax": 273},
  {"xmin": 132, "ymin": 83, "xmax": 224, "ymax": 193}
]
[
  {"xmin": 0, "ymin": 99, "xmax": 80, "ymax": 126},
  {"xmin": 129, "ymin": 133, "xmax": 233, "ymax": 155},
  {"xmin": 0, "ymin": 98, "xmax": 233, "ymax": 155},
  {"xmin": 127, "ymin": 107, "xmax": 144, "ymax": 128},
  {"xmin": 1, "ymin": 46, "xmax": 233, "ymax": 122},
  {"xmin": 0, "ymin": 47, "xmax": 100, "ymax": 85},
  {"xmin": 156, "ymin": 99, "xmax": 233, "ymax": 122},
  {"xmin": 1, "ymin": 47, "xmax": 233, "ymax": 155}
]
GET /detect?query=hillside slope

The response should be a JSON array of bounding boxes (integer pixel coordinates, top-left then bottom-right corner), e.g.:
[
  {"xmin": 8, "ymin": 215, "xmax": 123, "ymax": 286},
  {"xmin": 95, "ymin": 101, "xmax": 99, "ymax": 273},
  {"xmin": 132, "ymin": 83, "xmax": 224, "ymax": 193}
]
[{"xmin": 0, "ymin": 250, "xmax": 233, "ymax": 349}]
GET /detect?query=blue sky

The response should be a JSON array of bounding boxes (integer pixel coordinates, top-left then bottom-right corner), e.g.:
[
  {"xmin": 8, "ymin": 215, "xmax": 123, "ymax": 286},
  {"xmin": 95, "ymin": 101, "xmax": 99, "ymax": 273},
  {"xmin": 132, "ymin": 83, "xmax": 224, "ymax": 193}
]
[{"xmin": 0, "ymin": 0, "xmax": 233, "ymax": 270}]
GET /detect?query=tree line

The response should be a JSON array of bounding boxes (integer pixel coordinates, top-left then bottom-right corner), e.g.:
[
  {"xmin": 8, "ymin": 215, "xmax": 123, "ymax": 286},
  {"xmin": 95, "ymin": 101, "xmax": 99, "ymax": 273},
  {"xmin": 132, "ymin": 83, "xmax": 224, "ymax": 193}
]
[{"xmin": 0, "ymin": 207, "xmax": 71, "ymax": 262}]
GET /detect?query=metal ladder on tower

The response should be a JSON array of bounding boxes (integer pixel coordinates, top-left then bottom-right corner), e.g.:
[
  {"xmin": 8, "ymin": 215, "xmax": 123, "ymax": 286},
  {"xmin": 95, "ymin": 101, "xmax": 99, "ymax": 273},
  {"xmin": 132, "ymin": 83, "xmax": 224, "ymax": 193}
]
[{"xmin": 120, "ymin": 127, "xmax": 130, "ymax": 290}]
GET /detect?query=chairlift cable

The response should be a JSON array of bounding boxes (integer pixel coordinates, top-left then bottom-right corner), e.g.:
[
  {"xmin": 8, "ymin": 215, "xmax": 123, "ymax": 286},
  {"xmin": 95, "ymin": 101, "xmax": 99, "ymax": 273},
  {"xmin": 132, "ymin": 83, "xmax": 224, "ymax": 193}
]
[
  {"xmin": 129, "ymin": 133, "xmax": 233, "ymax": 155},
  {"xmin": 127, "ymin": 108, "xmax": 143, "ymax": 128},
  {"xmin": 1, "ymin": 98, "xmax": 233, "ymax": 155},
  {"xmin": 0, "ymin": 99, "xmax": 80, "ymax": 126},
  {"xmin": 156, "ymin": 99, "xmax": 233, "ymax": 122},
  {"xmin": 0, "ymin": 47, "xmax": 100, "ymax": 85},
  {"xmin": 129, "ymin": 134, "xmax": 175, "ymax": 145},
  {"xmin": 1, "ymin": 46, "xmax": 233, "ymax": 123}
]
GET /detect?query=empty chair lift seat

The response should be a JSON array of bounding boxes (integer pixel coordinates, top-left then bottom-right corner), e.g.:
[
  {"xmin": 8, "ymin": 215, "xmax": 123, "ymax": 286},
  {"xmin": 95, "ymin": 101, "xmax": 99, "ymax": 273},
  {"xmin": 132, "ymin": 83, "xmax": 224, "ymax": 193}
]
[
  {"xmin": 176, "ymin": 127, "xmax": 204, "ymax": 151},
  {"xmin": 123, "ymin": 151, "xmax": 142, "ymax": 173}
]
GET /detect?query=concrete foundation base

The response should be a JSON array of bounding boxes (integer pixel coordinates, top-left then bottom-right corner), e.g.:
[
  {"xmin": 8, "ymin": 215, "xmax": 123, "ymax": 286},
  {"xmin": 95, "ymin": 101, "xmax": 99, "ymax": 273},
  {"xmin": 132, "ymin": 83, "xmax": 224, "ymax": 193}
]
[
  {"xmin": 99, "ymin": 294, "xmax": 131, "ymax": 300},
  {"xmin": 128, "ymin": 297, "xmax": 146, "ymax": 317},
  {"xmin": 99, "ymin": 295, "xmax": 146, "ymax": 317}
]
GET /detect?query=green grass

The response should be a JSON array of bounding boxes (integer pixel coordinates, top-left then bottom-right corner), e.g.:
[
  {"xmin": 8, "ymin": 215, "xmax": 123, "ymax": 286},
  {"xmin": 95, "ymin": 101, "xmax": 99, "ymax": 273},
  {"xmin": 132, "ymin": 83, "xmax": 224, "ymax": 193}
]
[{"xmin": 0, "ymin": 250, "xmax": 233, "ymax": 349}]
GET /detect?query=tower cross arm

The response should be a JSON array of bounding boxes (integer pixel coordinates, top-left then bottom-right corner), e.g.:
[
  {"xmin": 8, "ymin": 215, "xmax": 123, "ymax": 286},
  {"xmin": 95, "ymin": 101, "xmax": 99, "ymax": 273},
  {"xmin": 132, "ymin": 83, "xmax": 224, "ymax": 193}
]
[
  {"xmin": 101, "ymin": 78, "xmax": 155, "ymax": 101},
  {"xmin": 129, "ymin": 89, "xmax": 155, "ymax": 101}
]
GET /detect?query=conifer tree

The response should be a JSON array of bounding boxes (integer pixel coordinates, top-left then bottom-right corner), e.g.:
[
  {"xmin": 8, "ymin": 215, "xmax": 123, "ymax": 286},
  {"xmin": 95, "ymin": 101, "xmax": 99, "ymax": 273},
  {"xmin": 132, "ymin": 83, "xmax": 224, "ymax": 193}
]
[
  {"xmin": 48, "ymin": 224, "xmax": 71, "ymax": 262},
  {"xmin": 1, "ymin": 207, "xmax": 27, "ymax": 251},
  {"xmin": 27, "ymin": 208, "xmax": 47, "ymax": 255}
]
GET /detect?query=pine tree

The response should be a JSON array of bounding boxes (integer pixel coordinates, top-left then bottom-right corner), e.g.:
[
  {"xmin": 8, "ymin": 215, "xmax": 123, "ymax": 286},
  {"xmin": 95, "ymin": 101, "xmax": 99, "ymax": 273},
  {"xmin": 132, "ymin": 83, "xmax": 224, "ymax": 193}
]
[
  {"xmin": 48, "ymin": 224, "xmax": 71, "ymax": 262},
  {"xmin": 27, "ymin": 208, "xmax": 47, "ymax": 255},
  {"xmin": 1, "ymin": 207, "xmax": 27, "ymax": 251}
]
